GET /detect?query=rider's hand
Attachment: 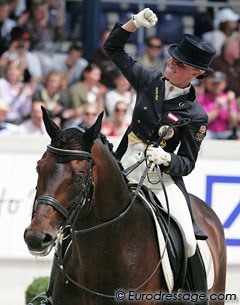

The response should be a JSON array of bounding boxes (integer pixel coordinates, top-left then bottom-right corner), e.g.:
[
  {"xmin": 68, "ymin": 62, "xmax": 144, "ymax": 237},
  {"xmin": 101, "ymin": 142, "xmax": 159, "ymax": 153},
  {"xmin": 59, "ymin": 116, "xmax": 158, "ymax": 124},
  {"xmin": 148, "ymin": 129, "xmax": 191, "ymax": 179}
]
[
  {"xmin": 146, "ymin": 145, "xmax": 171, "ymax": 166},
  {"xmin": 132, "ymin": 8, "xmax": 158, "ymax": 29}
]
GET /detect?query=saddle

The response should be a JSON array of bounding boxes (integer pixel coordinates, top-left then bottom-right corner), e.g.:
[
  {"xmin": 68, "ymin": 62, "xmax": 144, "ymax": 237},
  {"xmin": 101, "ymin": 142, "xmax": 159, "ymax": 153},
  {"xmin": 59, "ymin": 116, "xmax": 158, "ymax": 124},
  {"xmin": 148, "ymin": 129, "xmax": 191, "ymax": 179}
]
[{"xmin": 129, "ymin": 183, "xmax": 188, "ymax": 290}]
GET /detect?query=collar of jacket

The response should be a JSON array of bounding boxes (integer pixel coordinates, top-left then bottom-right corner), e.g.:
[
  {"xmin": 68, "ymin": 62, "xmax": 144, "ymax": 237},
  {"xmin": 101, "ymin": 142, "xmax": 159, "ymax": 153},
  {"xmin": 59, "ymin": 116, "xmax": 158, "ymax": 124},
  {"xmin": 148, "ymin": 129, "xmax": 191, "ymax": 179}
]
[{"xmin": 159, "ymin": 77, "xmax": 196, "ymax": 100}]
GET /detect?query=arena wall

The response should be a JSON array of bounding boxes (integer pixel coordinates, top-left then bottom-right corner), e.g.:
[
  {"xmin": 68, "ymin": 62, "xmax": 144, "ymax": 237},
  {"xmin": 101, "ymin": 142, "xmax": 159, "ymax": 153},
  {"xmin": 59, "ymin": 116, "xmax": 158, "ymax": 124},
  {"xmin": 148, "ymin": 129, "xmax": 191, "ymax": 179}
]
[{"xmin": 0, "ymin": 136, "xmax": 239, "ymax": 305}]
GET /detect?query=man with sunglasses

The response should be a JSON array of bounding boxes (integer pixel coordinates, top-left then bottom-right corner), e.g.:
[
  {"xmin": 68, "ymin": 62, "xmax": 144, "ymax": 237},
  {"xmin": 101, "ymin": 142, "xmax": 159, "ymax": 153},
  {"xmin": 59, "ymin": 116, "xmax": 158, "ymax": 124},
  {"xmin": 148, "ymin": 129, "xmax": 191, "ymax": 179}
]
[
  {"xmin": 104, "ymin": 7, "xmax": 216, "ymax": 302},
  {"xmin": 137, "ymin": 35, "xmax": 166, "ymax": 71}
]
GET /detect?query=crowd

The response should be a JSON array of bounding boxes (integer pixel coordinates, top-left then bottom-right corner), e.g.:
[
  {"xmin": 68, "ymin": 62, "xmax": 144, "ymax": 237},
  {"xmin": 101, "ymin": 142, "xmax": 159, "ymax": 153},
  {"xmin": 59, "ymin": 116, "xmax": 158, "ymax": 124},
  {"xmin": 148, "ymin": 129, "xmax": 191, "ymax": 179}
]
[{"xmin": 0, "ymin": 0, "xmax": 240, "ymax": 140}]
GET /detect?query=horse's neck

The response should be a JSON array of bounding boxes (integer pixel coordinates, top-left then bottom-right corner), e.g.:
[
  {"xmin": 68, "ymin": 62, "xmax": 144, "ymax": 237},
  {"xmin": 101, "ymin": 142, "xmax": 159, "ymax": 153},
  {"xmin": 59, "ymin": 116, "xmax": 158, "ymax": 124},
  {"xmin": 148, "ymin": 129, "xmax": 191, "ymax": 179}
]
[{"xmin": 92, "ymin": 142, "xmax": 130, "ymax": 220}]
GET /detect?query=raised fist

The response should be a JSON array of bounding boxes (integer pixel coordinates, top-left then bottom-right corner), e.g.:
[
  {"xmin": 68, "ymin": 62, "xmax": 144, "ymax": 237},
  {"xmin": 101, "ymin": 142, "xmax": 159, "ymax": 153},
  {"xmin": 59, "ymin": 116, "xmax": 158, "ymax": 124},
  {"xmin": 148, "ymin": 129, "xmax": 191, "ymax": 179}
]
[{"xmin": 132, "ymin": 8, "xmax": 158, "ymax": 29}]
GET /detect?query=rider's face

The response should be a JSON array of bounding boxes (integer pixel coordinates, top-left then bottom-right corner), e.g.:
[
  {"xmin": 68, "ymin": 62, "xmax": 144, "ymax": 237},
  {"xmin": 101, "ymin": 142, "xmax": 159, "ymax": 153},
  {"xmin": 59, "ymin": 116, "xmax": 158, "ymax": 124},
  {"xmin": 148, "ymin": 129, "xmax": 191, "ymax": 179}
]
[{"xmin": 164, "ymin": 57, "xmax": 203, "ymax": 88}]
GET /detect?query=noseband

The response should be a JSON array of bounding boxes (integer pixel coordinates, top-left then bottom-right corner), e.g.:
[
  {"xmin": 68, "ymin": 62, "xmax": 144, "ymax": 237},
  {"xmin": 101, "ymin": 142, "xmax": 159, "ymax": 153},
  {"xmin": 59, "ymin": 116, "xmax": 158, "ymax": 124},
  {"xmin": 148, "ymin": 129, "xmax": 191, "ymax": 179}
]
[{"xmin": 34, "ymin": 145, "xmax": 95, "ymax": 222}]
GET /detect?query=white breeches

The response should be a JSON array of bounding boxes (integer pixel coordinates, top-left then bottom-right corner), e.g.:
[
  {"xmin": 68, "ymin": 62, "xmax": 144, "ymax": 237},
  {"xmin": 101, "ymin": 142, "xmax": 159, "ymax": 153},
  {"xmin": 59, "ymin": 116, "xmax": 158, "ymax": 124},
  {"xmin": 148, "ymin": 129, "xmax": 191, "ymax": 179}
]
[{"xmin": 121, "ymin": 145, "xmax": 196, "ymax": 257}]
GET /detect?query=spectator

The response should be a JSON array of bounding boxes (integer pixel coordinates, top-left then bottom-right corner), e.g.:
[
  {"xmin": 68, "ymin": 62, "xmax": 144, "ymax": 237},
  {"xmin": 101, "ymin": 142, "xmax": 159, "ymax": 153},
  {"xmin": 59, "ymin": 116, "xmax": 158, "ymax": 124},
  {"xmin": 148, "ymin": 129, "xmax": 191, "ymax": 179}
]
[
  {"xmin": 0, "ymin": 0, "xmax": 17, "ymax": 55},
  {"xmin": 137, "ymin": 35, "xmax": 166, "ymax": 71},
  {"xmin": 101, "ymin": 101, "xmax": 129, "ymax": 137},
  {"xmin": 198, "ymin": 71, "xmax": 238, "ymax": 139},
  {"xmin": 211, "ymin": 36, "xmax": 240, "ymax": 99},
  {"xmin": 50, "ymin": 43, "xmax": 88, "ymax": 86},
  {"xmin": 32, "ymin": 70, "xmax": 70, "ymax": 127},
  {"xmin": 0, "ymin": 98, "xmax": 18, "ymax": 133},
  {"xmin": 21, "ymin": 0, "xmax": 66, "ymax": 73},
  {"xmin": 18, "ymin": 100, "xmax": 47, "ymax": 134},
  {"xmin": 104, "ymin": 70, "xmax": 135, "ymax": 123},
  {"xmin": 88, "ymin": 29, "xmax": 119, "ymax": 88},
  {"xmin": 0, "ymin": 59, "xmax": 33, "ymax": 124},
  {"xmin": 8, "ymin": 0, "xmax": 26, "ymax": 21},
  {"xmin": 191, "ymin": 78, "xmax": 206, "ymax": 98},
  {"xmin": 202, "ymin": 7, "xmax": 239, "ymax": 55},
  {"xmin": 68, "ymin": 63, "xmax": 106, "ymax": 120},
  {"xmin": 22, "ymin": 0, "xmax": 66, "ymax": 53},
  {"xmin": 65, "ymin": 103, "xmax": 98, "ymax": 130},
  {"xmin": 77, "ymin": 103, "xmax": 98, "ymax": 130},
  {"xmin": 0, "ymin": 26, "xmax": 42, "ymax": 83}
]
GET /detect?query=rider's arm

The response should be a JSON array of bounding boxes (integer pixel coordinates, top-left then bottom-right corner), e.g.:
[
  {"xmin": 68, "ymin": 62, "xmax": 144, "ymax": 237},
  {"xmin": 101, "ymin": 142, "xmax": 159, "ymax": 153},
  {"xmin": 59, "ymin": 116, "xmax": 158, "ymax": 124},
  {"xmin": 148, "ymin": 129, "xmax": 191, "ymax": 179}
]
[{"xmin": 103, "ymin": 8, "xmax": 158, "ymax": 91}]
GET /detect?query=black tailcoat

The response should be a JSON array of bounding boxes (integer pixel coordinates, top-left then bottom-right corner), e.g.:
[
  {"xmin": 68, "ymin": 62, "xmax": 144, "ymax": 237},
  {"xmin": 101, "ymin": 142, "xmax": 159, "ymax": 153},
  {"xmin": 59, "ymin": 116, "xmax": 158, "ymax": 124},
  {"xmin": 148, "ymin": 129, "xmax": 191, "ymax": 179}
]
[{"xmin": 104, "ymin": 24, "xmax": 208, "ymax": 236}]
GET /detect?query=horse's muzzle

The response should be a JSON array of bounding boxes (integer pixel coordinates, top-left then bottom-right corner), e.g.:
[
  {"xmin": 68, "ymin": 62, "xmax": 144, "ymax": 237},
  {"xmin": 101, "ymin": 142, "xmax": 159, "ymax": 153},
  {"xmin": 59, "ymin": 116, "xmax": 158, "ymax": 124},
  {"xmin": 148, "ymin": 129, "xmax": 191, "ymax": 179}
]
[{"xmin": 24, "ymin": 227, "xmax": 55, "ymax": 256}]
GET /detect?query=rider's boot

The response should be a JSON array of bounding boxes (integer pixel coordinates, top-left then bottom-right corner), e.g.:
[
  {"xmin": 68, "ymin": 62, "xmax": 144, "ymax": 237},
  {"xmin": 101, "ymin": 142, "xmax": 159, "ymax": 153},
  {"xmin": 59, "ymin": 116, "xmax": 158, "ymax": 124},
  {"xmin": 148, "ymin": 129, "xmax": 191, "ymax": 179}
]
[{"xmin": 185, "ymin": 245, "xmax": 209, "ymax": 305}]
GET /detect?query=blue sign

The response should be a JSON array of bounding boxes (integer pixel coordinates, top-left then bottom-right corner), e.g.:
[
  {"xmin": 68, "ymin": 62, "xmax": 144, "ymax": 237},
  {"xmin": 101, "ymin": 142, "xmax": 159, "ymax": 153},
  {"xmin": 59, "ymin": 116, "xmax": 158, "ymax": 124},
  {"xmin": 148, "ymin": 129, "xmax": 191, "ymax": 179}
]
[{"xmin": 206, "ymin": 175, "xmax": 240, "ymax": 246}]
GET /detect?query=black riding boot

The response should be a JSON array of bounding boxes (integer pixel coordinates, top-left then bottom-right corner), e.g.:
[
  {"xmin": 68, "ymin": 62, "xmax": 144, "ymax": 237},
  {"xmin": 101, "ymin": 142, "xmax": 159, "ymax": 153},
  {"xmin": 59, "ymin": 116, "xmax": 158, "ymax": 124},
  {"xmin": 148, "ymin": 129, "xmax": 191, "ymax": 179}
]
[{"xmin": 185, "ymin": 246, "xmax": 209, "ymax": 305}]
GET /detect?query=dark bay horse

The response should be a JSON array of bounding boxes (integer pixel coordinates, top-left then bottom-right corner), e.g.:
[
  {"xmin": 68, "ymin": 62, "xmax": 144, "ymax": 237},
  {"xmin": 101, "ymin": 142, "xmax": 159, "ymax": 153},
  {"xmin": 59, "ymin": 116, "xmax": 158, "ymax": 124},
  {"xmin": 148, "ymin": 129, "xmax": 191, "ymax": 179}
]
[{"xmin": 24, "ymin": 108, "xmax": 226, "ymax": 305}]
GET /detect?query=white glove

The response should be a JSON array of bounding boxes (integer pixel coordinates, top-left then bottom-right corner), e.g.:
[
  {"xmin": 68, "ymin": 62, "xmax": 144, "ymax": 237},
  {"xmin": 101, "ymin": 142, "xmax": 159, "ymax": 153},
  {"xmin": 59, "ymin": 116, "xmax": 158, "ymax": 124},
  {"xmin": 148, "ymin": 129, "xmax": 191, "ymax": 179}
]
[
  {"xmin": 132, "ymin": 8, "xmax": 158, "ymax": 29},
  {"xmin": 146, "ymin": 145, "xmax": 171, "ymax": 166}
]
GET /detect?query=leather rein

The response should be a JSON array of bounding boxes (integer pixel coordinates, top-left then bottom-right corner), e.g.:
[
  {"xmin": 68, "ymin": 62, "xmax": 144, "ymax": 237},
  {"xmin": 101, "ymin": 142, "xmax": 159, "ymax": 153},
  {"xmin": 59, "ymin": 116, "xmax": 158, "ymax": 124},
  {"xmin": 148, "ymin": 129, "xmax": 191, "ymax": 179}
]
[
  {"xmin": 32, "ymin": 143, "xmax": 168, "ymax": 301},
  {"xmin": 35, "ymin": 122, "xmax": 194, "ymax": 301}
]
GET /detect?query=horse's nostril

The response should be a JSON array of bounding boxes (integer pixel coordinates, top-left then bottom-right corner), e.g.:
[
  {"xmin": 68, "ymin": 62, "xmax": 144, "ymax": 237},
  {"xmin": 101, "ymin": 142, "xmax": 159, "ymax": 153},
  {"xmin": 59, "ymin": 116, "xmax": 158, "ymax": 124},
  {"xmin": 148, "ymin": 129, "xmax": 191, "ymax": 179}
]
[
  {"xmin": 42, "ymin": 232, "xmax": 54, "ymax": 245},
  {"xmin": 24, "ymin": 228, "xmax": 54, "ymax": 251}
]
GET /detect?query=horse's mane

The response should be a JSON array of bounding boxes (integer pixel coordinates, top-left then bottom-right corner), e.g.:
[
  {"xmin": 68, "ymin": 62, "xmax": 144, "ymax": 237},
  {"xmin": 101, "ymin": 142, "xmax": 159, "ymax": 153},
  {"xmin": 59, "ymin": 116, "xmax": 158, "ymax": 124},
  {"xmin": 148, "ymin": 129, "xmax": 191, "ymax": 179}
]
[
  {"xmin": 98, "ymin": 132, "xmax": 114, "ymax": 153},
  {"xmin": 96, "ymin": 132, "xmax": 129, "ymax": 185}
]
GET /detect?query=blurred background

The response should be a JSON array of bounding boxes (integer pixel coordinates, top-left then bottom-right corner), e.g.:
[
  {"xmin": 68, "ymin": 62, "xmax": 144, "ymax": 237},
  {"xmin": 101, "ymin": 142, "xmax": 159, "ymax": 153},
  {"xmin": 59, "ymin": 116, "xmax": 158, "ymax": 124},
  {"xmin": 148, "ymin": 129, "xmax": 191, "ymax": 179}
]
[{"xmin": 0, "ymin": 1, "xmax": 240, "ymax": 304}]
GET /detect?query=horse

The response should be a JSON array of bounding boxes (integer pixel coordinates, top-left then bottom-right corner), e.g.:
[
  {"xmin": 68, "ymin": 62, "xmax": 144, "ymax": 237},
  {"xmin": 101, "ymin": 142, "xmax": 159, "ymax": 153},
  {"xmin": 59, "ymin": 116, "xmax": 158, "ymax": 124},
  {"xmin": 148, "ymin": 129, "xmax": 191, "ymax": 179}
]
[{"xmin": 24, "ymin": 107, "xmax": 226, "ymax": 305}]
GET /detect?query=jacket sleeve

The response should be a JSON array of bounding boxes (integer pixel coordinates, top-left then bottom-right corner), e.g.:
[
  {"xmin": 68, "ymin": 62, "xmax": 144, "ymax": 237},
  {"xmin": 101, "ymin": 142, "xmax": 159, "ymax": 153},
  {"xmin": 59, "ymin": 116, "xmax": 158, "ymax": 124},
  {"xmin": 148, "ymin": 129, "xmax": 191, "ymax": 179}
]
[{"xmin": 103, "ymin": 23, "xmax": 154, "ymax": 91}]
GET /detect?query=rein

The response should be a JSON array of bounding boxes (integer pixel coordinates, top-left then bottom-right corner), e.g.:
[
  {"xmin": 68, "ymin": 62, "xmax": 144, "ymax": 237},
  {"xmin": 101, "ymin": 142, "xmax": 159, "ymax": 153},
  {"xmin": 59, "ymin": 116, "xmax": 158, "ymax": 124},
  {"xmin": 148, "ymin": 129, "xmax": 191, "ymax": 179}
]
[
  {"xmin": 54, "ymin": 158, "xmax": 169, "ymax": 299},
  {"xmin": 34, "ymin": 118, "xmax": 188, "ymax": 301},
  {"xmin": 35, "ymin": 143, "xmax": 168, "ymax": 300}
]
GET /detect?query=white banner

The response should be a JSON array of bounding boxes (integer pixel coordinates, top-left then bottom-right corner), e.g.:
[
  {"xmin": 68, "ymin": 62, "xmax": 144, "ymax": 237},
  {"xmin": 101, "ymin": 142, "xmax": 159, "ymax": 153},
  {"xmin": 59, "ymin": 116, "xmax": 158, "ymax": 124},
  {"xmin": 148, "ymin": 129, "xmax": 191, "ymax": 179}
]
[{"xmin": 0, "ymin": 138, "xmax": 239, "ymax": 264}]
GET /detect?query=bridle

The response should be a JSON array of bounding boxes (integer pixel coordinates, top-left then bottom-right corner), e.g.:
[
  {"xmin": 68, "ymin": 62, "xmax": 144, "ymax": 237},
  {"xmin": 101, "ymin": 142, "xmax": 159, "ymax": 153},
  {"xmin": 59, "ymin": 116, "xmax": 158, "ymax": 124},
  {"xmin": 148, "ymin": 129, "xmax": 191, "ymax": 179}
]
[
  {"xmin": 32, "ymin": 141, "xmax": 172, "ymax": 300},
  {"xmin": 34, "ymin": 144, "xmax": 138, "ymax": 231},
  {"xmin": 34, "ymin": 145, "xmax": 95, "ymax": 224}
]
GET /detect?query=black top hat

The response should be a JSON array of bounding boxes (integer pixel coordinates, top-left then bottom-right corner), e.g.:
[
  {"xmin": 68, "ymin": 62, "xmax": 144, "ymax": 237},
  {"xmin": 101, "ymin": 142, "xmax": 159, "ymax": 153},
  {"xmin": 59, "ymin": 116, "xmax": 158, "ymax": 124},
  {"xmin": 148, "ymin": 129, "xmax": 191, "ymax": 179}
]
[{"xmin": 168, "ymin": 34, "xmax": 216, "ymax": 73}]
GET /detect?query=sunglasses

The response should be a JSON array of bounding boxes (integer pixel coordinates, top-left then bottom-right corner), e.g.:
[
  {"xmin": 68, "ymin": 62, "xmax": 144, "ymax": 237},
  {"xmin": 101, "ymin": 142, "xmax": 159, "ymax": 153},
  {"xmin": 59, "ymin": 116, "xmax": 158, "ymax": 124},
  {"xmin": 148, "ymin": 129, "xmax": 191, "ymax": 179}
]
[
  {"xmin": 84, "ymin": 112, "xmax": 97, "ymax": 116},
  {"xmin": 115, "ymin": 108, "xmax": 127, "ymax": 113},
  {"xmin": 147, "ymin": 43, "xmax": 162, "ymax": 49}
]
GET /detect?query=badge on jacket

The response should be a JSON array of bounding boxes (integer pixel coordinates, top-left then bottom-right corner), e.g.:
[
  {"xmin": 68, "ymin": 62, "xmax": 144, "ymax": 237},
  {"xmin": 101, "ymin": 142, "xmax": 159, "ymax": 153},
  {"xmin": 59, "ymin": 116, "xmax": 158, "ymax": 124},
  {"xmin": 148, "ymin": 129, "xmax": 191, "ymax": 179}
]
[
  {"xmin": 195, "ymin": 125, "xmax": 207, "ymax": 142},
  {"xmin": 158, "ymin": 125, "xmax": 174, "ymax": 140}
]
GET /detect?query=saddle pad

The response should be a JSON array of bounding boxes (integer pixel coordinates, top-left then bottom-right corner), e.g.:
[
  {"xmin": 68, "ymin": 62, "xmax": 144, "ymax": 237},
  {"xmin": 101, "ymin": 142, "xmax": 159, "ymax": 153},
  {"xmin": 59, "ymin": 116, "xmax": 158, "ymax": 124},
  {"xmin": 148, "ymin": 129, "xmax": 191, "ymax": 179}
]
[
  {"xmin": 197, "ymin": 240, "xmax": 214, "ymax": 290},
  {"xmin": 138, "ymin": 193, "xmax": 214, "ymax": 292},
  {"xmin": 138, "ymin": 193, "xmax": 174, "ymax": 292}
]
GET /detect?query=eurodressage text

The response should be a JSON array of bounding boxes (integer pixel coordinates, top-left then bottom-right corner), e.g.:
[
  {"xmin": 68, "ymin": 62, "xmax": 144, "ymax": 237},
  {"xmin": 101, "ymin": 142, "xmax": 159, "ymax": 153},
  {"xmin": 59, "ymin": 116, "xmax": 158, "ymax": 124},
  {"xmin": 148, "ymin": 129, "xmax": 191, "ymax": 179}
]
[{"xmin": 115, "ymin": 290, "xmax": 238, "ymax": 303}]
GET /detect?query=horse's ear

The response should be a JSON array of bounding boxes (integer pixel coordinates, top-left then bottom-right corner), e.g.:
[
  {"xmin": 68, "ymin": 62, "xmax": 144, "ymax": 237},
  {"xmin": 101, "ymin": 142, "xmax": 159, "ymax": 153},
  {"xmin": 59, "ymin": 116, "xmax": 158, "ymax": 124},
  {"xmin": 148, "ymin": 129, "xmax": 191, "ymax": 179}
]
[
  {"xmin": 82, "ymin": 112, "xmax": 104, "ymax": 148},
  {"xmin": 41, "ymin": 106, "xmax": 61, "ymax": 140}
]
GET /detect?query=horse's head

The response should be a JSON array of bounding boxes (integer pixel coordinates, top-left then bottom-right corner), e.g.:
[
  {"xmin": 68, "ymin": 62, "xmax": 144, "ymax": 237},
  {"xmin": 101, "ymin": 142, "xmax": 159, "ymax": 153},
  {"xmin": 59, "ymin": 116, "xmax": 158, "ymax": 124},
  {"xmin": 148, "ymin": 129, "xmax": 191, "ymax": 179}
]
[{"xmin": 24, "ymin": 107, "xmax": 103, "ymax": 256}]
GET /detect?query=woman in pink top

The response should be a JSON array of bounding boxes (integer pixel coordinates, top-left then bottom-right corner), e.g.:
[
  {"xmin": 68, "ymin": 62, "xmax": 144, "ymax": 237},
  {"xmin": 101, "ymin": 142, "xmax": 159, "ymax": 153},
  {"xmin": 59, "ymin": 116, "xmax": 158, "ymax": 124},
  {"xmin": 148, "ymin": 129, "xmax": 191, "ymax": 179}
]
[{"xmin": 198, "ymin": 71, "xmax": 238, "ymax": 139}]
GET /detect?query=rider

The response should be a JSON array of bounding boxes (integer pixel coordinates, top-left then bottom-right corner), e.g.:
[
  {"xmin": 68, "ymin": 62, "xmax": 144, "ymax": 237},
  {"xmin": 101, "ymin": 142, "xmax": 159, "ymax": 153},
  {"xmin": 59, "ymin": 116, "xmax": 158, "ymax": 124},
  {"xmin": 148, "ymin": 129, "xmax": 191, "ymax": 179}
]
[{"xmin": 104, "ymin": 8, "xmax": 216, "ymax": 298}]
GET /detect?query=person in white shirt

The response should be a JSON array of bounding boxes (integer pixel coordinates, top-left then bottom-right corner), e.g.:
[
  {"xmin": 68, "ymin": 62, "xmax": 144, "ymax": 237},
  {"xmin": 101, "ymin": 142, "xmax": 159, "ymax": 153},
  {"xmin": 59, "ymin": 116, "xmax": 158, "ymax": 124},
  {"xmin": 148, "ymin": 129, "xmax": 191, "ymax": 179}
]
[
  {"xmin": 50, "ymin": 43, "xmax": 88, "ymax": 86},
  {"xmin": 0, "ymin": 98, "xmax": 18, "ymax": 134},
  {"xmin": 202, "ymin": 7, "xmax": 239, "ymax": 55},
  {"xmin": 0, "ymin": 26, "xmax": 42, "ymax": 82},
  {"xmin": 104, "ymin": 70, "xmax": 136, "ymax": 124},
  {"xmin": 18, "ymin": 101, "xmax": 47, "ymax": 135}
]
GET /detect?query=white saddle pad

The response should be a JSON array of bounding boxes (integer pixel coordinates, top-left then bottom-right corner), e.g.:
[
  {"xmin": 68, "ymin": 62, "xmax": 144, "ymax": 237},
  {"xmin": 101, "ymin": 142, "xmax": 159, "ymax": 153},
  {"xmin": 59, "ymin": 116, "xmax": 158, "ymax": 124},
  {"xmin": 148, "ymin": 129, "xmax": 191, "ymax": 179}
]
[{"xmin": 140, "ymin": 194, "xmax": 214, "ymax": 292}]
